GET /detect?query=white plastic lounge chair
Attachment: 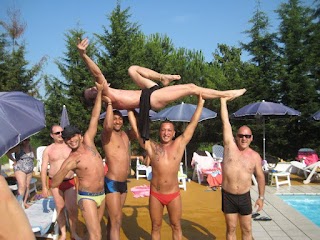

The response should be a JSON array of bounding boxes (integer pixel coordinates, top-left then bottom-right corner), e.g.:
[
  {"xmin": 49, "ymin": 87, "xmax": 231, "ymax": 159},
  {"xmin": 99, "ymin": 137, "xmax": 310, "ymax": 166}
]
[
  {"xmin": 178, "ymin": 162, "xmax": 187, "ymax": 191},
  {"xmin": 191, "ymin": 151, "xmax": 221, "ymax": 184},
  {"xmin": 25, "ymin": 197, "xmax": 59, "ymax": 239},
  {"xmin": 291, "ymin": 161, "xmax": 320, "ymax": 184}
]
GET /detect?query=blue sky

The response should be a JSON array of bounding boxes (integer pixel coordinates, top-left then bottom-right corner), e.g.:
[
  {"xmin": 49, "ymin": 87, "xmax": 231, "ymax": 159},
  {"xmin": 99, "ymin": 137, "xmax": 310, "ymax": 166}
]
[{"xmin": 0, "ymin": 0, "xmax": 314, "ymax": 83}]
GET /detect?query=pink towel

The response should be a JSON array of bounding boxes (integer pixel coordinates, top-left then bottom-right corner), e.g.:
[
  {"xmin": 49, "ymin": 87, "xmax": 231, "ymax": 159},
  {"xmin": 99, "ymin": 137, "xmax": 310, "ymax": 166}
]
[{"xmin": 131, "ymin": 185, "xmax": 150, "ymax": 198}]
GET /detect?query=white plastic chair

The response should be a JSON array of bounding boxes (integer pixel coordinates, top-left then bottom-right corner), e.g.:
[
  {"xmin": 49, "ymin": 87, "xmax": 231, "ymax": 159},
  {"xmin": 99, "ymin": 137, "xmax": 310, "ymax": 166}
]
[
  {"xmin": 36, "ymin": 146, "xmax": 47, "ymax": 173},
  {"xmin": 29, "ymin": 177, "xmax": 38, "ymax": 195},
  {"xmin": 212, "ymin": 144, "xmax": 224, "ymax": 162},
  {"xmin": 178, "ymin": 162, "xmax": 187, "ymax": 191},
  {"xmin": 136, "ymin": 157, "xmax": 152, "ymax": 180}
]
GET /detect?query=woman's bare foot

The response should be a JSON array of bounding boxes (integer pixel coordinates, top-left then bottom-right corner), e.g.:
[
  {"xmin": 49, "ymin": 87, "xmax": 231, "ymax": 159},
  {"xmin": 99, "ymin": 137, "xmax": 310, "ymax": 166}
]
[{"xmin": 160, "ymin": 74, "xmax": 181, "ymax": 86}]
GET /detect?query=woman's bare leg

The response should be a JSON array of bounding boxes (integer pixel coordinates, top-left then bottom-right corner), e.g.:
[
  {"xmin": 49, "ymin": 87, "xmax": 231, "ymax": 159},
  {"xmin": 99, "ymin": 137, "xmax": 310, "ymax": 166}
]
[
  {"xmin": 128, "ymin": 65, "xmax": 181, "ymax": 89},
  {"xmin": 150, "ymin": 83, "xmax": 246, "ymax": 109}
]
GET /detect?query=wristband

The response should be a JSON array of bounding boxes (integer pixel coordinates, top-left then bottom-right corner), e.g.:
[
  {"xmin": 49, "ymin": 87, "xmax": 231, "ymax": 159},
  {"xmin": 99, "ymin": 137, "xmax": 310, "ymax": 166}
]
[{"xmin": 258, "ymin": 196, "xmax": 264, "ymax": 200}]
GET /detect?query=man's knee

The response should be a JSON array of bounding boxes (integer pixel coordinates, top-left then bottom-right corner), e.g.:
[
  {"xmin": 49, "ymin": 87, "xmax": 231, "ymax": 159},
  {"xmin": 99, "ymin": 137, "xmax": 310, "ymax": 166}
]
[
  {"xmin": 184, "ymin": 83, "xmax": 198, "ymax": 93},
  {"xmin": 109, "ymin": 214, "xmax": 122, "ymax": 228},
  {"xmin": 128, "ymin": 65, "xmax": 139, "ymax": 76},
  {"xmin": 226, "ymin": 223, "xmax": 237, "ymax": 234},
  {"xmin": 240, "ymin": 224, "xmax": 252, "ymax": 236},
  {"xmin": 152, "ymin": 221, "xmax": 162, "ymax": 232},
  {"xmin": 170, "ymin": 221, "xmax": 181, "ymax": 232},
  {"xmin": 89, "ymin": 231, "xmax": 101, "ymax": 240}
]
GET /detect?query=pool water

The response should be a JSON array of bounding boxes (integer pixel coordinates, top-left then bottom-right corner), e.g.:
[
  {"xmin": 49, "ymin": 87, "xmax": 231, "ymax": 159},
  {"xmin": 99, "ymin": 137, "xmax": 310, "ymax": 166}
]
[{"xmin": 279, "ymin": 194, "xmax": 320, "ymax": 227}]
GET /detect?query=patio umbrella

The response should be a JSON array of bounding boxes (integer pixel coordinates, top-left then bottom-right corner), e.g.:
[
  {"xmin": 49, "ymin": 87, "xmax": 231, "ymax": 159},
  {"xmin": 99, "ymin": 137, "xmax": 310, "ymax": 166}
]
[
  {"xmin": 231, "ymin": 100, "xmax": 301, "ymax": 160},
  {"xmin": 310, "ymin": 110, "xmax": 320, "ymax": 121},
  {"xmin": 0, "ymin": 91, "xmax": 46, "ymax": 158},
  {"xmin": 99, "ymin": 108, "xmax": 157, "ymax": 120},
  {"xmin": 60, "ymin": 105, "xmax": 70, "ymax": 128},
  {"xmin": 150, "ymin": 102, "xmax": 217, "ymax": 173}
]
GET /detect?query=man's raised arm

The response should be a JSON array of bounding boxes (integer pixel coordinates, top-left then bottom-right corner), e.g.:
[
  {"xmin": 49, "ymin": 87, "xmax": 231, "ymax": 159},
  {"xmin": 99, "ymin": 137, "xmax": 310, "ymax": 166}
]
[
  {"xmin": 77, "ymin": 38, "xmax": 105, "ymax": 82},
  {"xmin": 180, "ymin": 94, "xmax": 204, "ymax": 145},
  {"xmin": 220, "ymin": 97, "xmax": 234, "ymax": 145},
  {"xmin": 85, "ymin": 81, "xmax": 104, "ymax": 142}
]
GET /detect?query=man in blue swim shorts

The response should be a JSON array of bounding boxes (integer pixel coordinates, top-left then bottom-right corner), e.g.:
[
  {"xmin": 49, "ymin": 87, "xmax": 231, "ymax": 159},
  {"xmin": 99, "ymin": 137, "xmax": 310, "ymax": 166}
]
[
  {"xmin": 51, "ymin": 81, "xmax": 106, "ymax": 240},
  {"xmin": 101, "ymin": 97, "xmax": 136, "ymax": 239},
  {"xmin": 220, "ymin": 97, "xmax": 265, "ymax": 240}
]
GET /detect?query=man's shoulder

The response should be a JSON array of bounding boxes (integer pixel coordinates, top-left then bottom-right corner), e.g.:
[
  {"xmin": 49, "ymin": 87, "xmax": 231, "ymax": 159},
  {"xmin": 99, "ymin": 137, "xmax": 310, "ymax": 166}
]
[{"xmin": 248, "ymin": 148, "xmax": 262, "ymax": 159}]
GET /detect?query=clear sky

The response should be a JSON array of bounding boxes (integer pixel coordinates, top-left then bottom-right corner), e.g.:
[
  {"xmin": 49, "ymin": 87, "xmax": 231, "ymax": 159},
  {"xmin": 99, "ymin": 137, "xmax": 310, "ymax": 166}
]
[{"xmin": 0, "ymin": 0, "xmax": 314, "ymax": 82}]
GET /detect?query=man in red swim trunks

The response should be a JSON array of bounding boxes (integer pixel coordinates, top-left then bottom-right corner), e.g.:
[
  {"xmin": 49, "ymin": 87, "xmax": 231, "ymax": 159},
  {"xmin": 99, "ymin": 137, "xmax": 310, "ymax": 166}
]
[
  {"xmin": 128, "ymin": 94, "xmax": 205, "ymax": 240},
  {"xmin": 41, "ymin": 125, "xmax": 81, "ymax": 240}
]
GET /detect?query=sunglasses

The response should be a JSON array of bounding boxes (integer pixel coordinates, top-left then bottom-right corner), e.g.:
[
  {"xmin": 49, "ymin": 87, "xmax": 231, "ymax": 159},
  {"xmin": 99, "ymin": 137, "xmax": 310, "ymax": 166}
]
[
  {"xmin": 53, "ymin": 131, "xmax": 62, "ymax": 135},
  {"xmin": 237, "ymin": 134, "xmax": 252, "ymax": 139}
]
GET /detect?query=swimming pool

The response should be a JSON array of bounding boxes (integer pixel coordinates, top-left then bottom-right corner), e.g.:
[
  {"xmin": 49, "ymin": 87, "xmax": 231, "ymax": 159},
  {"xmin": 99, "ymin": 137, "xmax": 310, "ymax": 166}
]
[{"xmin": 278, "ymin": 194, "xmax": 320, "ymax": 227}]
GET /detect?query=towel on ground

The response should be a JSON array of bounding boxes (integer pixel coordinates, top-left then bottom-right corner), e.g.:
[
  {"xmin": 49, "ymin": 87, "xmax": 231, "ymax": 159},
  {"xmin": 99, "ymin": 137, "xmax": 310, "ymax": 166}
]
[
  {"xmin": 131, "ymin": 185, "xmax": 150, "ymax": 198},
  {"xmin": 25, "ymin": 197, "xmax": 55, "ymax": 236}
]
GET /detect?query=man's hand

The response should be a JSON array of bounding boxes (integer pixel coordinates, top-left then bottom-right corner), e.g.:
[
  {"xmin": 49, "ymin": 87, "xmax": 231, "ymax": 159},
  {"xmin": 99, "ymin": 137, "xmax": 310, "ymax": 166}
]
[
  {"xmin": 42, "ymin": 187, "xmax": 51, "ymax": 198},
  {"xmin": 102, "ymin": 96, "xmax": 112, "ymax": 104},
  {"xmin": 77, "ymin": 38, "xmax": 89, "ymax": 56},
  {"xmin": 254, "ymin": 198, "xmax": 264, "ymax": 211},
  {"xmin": 95, "ymin": 80, "xmax": 105, "ymax": 92},
  {"xmin": 198, "ymin": 93, "xmax": 205, "ymax": 105}
]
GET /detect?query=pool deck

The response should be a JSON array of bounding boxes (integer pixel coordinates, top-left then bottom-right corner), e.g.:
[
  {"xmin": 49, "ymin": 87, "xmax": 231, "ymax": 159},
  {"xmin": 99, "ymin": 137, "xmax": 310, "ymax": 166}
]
[{"xmin": 250, "ymin": 184, "xmax": 320, "ymax": 240}]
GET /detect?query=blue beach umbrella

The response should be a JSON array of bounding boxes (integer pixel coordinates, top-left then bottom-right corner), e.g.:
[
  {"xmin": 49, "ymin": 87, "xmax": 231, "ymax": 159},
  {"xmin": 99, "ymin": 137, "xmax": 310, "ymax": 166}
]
[
  {"xmin": 0, "ymin": 91, "xmax": 46, "ymax": 158},
  {"xmin": 150, "ymin": 102, "xmax": 217, "ymax": 122},
  {"xmin": 232, "ymin": 100, "xmax": 301, "ymax": 160},
  {"xmin": 310, "ymin": 110, "xmax": 320, "ymax": 121}
]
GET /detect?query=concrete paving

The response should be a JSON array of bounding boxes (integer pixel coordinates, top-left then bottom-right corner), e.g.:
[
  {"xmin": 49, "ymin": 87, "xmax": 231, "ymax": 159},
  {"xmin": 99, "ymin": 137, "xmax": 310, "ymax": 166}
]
[{"xmin": 251, "ymin": 184, "xmax": 320, "ymax": 240}]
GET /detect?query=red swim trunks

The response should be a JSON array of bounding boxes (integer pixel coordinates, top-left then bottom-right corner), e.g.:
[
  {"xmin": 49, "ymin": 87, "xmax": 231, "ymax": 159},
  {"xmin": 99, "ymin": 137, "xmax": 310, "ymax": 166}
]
[
  {"xmin": 49, "ymin": 177, "xmax": 75, "ymax": 193},
  {"xmin": 150, "ymin": 189, "xmax": 180, "ymax": 205}
]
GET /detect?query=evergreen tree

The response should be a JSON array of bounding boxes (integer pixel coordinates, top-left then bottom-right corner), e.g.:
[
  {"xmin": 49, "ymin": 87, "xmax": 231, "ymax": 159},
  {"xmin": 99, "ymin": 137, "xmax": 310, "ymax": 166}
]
[
  {"xmin": 0, "ymin": 7, "xmax": 45, "ymax": 96},
  {"xmin": 95, "ymin": 2, "xmax": 143, "ymax": 90},
  {"xmin": 276, "ymin": 0, "xmax": 319, "ymax": 156},
  {"xmin": 241, "ymin": 3, "xmax": 281, "ymax": 102}
]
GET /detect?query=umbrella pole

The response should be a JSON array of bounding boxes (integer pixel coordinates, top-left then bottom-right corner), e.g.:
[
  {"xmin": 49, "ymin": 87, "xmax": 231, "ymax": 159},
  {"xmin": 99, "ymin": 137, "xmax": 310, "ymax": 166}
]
[
  {"xmin": 263, "ymin": 118, "xmax": 266, "ymax": 160},
  {"xmin": 184, "ymin": 148, "xmax": 188, "ymax": 176}
]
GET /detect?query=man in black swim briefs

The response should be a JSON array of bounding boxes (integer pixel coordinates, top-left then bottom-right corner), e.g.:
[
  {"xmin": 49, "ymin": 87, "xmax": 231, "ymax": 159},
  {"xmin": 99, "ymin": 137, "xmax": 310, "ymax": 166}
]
[{"xmin": 220, "ymin": 97, "xmax": 265, "ymax": 240}]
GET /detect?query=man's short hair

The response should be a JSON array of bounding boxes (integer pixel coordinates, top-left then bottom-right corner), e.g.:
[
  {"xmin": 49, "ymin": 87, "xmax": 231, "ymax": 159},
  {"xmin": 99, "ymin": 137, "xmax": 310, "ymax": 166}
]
[
  {"xmin": 62, "ymin": 125, "xmax": 82, "ymax": 139},
  {"xmin": 82, "ymin": 90, "xmax": 94, "ymax": 107},
  {"xmin": 113, "ymin": 110, "xmax": 123, "ymax": 118},
  {"xmin": 160, "ymin": 119, "xmax": 175, "ymax": 130}
]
